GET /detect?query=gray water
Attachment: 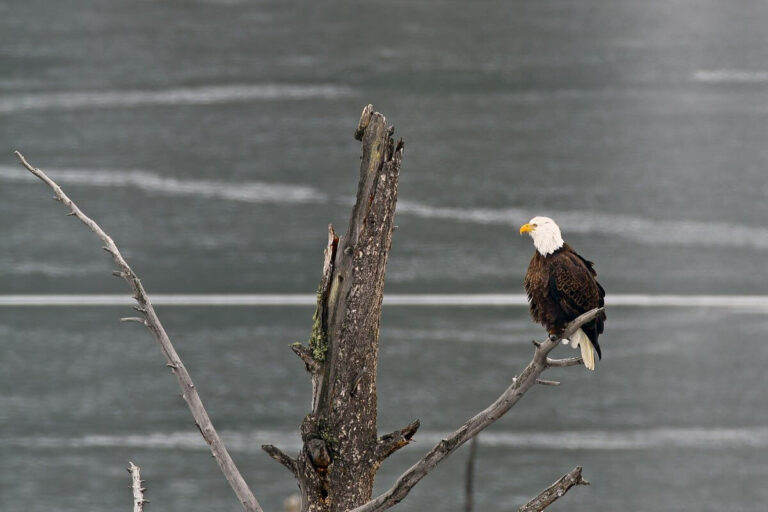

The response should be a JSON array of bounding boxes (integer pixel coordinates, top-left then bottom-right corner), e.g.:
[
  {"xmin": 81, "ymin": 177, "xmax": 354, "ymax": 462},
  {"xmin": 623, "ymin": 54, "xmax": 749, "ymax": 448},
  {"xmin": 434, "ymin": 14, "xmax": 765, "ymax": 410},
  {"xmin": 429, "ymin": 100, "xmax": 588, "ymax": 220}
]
[{"xmin": 2, "ymin": 1, "xmax": 768, "ymax": 511}]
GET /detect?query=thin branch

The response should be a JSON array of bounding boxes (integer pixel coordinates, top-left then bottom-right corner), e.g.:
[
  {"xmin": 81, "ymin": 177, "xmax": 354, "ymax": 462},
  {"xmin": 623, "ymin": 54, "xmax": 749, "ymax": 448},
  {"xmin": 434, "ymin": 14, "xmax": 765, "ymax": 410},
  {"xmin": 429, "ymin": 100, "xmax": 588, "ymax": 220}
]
[
  {"xmin": 518, "ymin": 466, "xmax": 589, "ymax": 512},
  {"xmin": 127, "ymin": 461, "xmax": 147, "ymax": 512},
  {"xmin": 535, "ymin": 378, "xmax": 560, "ymax": 386},
  {"xmin": 375, "ymin": 420, "xmax": 421, "ymax": 462},
  {"xmin": 17, "ymin": 152, "xmax": 263, "ymax": 512},
  {"xmin": 261, "ymin": 445, "xmax": 299, "ymax": 477},
  {"xmin": 350, "ymin": 307, "xmax": 603, "ymax": 512}
]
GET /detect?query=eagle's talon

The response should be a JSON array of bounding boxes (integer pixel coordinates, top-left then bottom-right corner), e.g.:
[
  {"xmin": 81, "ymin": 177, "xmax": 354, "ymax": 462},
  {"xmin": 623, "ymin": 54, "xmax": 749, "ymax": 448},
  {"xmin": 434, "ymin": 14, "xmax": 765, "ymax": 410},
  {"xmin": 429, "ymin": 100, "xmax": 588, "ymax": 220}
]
[{"xmin": 548, "ymin": 334, "xmax": 559, "ymax": 342}]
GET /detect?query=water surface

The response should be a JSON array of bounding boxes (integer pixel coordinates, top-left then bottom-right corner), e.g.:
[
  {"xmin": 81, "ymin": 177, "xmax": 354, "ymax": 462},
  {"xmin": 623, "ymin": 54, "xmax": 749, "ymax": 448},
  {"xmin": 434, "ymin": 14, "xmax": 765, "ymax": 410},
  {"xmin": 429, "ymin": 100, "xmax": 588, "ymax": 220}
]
[{"xmin": 2, "ymin": 0, "xmax": 768, "ymax": 510}]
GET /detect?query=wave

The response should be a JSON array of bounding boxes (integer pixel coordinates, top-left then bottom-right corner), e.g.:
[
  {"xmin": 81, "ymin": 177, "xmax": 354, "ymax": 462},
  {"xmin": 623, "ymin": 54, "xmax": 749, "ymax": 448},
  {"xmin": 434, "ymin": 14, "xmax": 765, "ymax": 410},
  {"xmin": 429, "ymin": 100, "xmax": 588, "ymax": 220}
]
[
  {"xmin": 692, "ymin": 70, "xmax": 768, "ymax": 84},
  {"xmin": 0, "ymin": 165, "xmax": 326, "ymax": 204},
  {"xmin": 0, "ymin": 83, "xmax": 355, "ymax": 114},
  {"xmin": 396, "ymin": 200, "xmax": 768, "ymax": 251},
  {"xmin": 6, "ymin": 426, "xmax": 768, "ymax": 452},
  {"xmin": 0, "ymin": 261, "xmax": 107, "ymax": 278},
  {"xmin": 4, "ymin": 162, "xmax": 766, "ymax": 250}
]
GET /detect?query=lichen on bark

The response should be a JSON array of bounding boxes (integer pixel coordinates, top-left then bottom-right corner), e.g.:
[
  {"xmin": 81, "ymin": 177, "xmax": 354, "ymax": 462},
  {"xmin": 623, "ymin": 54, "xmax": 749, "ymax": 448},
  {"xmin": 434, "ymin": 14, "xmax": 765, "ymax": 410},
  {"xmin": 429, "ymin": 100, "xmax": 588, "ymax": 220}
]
[{"xmin": 308, "ymin": 284, "xmax": 328, "ymax": 362}]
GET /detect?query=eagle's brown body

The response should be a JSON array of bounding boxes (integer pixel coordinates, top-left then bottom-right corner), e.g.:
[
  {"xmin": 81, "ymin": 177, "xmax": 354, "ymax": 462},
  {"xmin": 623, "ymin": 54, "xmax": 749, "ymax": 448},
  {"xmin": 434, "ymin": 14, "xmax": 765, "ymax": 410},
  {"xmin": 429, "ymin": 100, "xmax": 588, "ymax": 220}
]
[{"xmin": 524, "ymin": 242, "xmax": 606, "ymax": 358}]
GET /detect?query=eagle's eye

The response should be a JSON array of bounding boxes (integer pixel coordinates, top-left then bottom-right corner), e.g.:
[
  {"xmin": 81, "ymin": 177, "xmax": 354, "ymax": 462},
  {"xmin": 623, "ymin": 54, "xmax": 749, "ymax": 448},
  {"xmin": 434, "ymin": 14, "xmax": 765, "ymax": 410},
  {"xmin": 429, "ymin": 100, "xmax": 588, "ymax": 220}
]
[{"xmin": 532, "ymin": 223, "xmax": 538, "ymax": 227}]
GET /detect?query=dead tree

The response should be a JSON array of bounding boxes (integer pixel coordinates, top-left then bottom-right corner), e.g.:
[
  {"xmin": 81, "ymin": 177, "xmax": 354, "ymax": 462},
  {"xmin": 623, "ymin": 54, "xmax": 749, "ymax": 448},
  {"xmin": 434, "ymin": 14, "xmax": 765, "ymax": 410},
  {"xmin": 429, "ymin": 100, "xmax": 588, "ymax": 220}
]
[
  {"xmin": 260, "ymin": 105, "xmax": 407, "ymax": 511},
  {"xmin": 17, "ymin": 104, "xmax": 599, "ymax": 512}
]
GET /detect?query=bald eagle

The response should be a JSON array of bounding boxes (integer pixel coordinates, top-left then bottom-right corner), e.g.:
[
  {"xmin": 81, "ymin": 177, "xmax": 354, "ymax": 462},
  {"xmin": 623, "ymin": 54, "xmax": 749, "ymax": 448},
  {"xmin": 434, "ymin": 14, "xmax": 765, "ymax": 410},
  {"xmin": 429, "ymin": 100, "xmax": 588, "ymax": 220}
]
[{"xmin": 520, "ymin": 216, "xmax": 606, "ymax": 370}]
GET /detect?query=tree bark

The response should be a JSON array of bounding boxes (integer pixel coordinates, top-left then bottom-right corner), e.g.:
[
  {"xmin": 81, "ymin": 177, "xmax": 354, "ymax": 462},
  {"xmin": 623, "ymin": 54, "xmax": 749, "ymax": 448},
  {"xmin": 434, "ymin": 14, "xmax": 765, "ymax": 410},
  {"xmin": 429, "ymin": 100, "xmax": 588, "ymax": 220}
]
[{"xmin": 273, "ymin": 105, "xmax": 407, "ymax": 512}]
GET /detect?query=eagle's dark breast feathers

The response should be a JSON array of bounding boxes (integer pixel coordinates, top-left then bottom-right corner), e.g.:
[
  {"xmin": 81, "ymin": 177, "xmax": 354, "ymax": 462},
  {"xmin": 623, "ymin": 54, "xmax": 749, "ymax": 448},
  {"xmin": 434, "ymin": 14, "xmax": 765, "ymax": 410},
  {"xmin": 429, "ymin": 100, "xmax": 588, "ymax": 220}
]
[{"xmin": 523, "ymin": 243, "xmax": 606, "ymax": 358}]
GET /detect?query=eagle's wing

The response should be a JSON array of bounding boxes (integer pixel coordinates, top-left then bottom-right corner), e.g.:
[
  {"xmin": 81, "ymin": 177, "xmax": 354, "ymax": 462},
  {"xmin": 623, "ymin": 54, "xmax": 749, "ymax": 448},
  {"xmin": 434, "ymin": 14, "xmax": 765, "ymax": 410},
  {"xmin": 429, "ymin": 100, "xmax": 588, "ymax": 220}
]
[
  {"xmin": 573, "ymin": 253, "xmax": 606, "ymax": 304},
  {"xmin": 547, "ymin": 252, "xmax": 601, "ymax": 318},
  {"xmin": 548, "ymin": 251, "xmax": 605, "ymax": 358}
]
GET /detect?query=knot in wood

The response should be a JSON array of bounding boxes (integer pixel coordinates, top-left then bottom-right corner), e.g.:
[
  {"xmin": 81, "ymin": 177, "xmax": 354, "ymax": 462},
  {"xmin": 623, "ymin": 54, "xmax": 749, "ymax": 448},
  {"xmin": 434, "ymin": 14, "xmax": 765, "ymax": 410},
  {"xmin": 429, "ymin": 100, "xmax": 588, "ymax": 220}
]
[{"xmin": 307, "ymin": 438, "xmax": 331, "ymax": 471}]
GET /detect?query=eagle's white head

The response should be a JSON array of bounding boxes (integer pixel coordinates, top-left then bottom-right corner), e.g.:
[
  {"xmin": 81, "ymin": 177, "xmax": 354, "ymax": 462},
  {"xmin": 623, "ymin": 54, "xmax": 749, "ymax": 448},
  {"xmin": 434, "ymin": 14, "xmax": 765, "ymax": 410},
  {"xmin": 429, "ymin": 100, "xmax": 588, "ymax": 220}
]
[{"xmin": 519, "ymin": 216, "xmax": 564, "ymax": 256}]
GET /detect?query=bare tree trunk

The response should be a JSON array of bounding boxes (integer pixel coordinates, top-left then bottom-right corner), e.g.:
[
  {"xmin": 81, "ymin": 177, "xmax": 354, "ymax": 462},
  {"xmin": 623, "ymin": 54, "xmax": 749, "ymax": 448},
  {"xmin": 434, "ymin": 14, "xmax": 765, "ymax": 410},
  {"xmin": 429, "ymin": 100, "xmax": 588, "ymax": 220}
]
[{"xmin": 264, "ymin": 105, "xmax": 408, "ymax": 511}]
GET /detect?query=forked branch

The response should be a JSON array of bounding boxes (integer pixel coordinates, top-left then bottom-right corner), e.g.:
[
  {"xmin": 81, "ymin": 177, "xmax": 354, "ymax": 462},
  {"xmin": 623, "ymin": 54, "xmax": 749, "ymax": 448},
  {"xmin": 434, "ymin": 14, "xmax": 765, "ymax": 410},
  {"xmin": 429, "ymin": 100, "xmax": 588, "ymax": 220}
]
[
  {"xmin": 350, "ymin": 307, "xmax": 604, "ymax": 512},
  {"xmin": 16, "ymin": 151, "xmax": 263, "ymax": 512}
]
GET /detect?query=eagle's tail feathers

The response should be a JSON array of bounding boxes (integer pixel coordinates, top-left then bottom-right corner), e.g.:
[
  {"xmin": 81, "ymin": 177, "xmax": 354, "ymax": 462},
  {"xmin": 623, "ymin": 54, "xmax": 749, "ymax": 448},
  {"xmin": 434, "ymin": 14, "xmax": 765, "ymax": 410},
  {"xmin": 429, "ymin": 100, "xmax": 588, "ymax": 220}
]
[{"xmin": 570, "ymin": 328, "xmax": 596, "ymax": 371}]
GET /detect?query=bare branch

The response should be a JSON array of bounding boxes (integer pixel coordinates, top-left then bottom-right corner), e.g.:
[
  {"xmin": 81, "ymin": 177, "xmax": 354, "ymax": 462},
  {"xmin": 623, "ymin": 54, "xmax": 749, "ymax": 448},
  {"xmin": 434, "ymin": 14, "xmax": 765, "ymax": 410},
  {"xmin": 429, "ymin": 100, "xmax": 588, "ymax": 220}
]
[
  {"xmin": 261, "ymin": 445, "xmax": 298, "ymax": 477},
  {"xmin": 546, "ymin": 357, "xmax": 583, "ymax": 368},
  {"xmin": 350, "ymin": 308, "xmax": 603, "ymax": 512},
  {"xmin": 535, "ymin": 378, "xmax": 561, "ymax": 386},
  {"xmin": 127, "ymin": 461, "xmax": 148, "ymax": 512},
  {"xmin": 518, "ymin": 466, "xmax": 589, "ymax": 512},
  {"xmin": 375, "ymin": 420, "xmax": 421, "ymax": 462},
  {"xmin": 17, "ymin": 152, "xmax": 263, "ymax": 512}
]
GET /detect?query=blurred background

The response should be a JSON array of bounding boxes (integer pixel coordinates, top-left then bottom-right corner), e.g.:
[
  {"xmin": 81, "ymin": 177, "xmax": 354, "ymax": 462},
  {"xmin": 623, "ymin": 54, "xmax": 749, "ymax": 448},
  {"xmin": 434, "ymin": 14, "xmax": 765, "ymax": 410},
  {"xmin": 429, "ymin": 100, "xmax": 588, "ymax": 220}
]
[{"xmin": 2, "ymin": 1, "xmax": 768, "ymax": 511}]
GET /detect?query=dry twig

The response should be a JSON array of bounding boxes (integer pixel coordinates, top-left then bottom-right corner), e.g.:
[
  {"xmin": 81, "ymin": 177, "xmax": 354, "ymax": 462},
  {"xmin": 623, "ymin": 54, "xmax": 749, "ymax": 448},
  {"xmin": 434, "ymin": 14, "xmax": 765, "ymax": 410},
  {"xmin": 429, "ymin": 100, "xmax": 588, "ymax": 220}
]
[
  {"xmin": 518, "ymin": 465, "xmax": 589, "ymax": 512},
  {"xmin": 16, "ymin": 151, "xmax": 262, "ymax": 512}
]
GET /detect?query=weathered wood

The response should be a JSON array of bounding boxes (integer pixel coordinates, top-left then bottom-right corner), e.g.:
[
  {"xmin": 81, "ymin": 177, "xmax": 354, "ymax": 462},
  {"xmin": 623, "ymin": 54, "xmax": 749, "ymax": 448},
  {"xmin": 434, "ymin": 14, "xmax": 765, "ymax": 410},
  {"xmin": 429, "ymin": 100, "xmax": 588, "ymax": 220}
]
[
  {"xmin": 518, "ymin": 466, "xmax": 589, "ymax": 512},
  {"xmin": 16, "ymin": 151, "xmax": 263, "ymax": 512},
  {"xmin": 127, "ymin": 462, "xmax": 147, "ymax": 512},
  {"xmin": 289, "ymin": 105, "xmax": 404, "ymax": 511}
]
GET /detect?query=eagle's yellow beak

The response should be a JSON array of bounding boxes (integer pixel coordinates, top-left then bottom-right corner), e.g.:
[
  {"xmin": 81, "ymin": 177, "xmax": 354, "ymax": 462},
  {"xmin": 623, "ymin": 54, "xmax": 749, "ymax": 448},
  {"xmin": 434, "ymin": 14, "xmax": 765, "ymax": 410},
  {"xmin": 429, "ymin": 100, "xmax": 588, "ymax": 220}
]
[{"xmin": 519, "ymin": 223, "xmax": 534, "ymax": 235}]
